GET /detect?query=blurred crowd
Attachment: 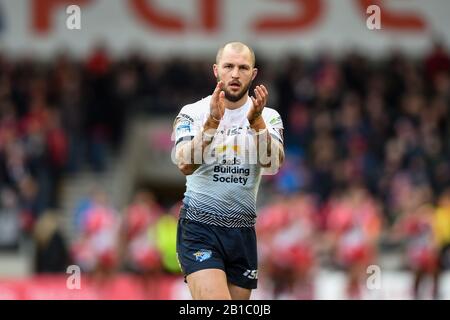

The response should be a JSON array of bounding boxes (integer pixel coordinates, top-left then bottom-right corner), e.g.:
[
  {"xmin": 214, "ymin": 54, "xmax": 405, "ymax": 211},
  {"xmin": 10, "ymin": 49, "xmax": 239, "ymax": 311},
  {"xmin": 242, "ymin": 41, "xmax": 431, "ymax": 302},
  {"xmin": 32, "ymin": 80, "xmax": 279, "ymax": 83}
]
[
  {"xmin": 31, "ymin": 187, "xmax": 181, "ymax": 299},
  {"xmin": 259, "ymin": 41, "xmax": 450, "ymax": 298},
  {"xmin": 68, "ymin": 189, "xmax": 180, "ymax": 297},
  {"xmin": 1, "ymin": 42, "xmax": 450, "ymax": 299},
  {"xmin": 257, "ymin": 187, "xmax": 450, "ymax": 299}
]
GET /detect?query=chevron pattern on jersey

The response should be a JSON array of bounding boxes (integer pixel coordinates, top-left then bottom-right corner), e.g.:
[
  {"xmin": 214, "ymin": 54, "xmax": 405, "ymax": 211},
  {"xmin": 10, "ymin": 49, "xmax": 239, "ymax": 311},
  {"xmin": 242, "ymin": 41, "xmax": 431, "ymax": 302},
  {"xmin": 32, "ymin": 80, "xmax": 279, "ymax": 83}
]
[
  {"xmin": 181, "ymin": 190, "xmax": 257, "ymax": 227},
  {"xmin": 187, "ymin": 184, "xmax": 256, "ymax": 211},
  {"xmin": 181, "ymin": 204, "xmax": 256, "ymax": 228}
]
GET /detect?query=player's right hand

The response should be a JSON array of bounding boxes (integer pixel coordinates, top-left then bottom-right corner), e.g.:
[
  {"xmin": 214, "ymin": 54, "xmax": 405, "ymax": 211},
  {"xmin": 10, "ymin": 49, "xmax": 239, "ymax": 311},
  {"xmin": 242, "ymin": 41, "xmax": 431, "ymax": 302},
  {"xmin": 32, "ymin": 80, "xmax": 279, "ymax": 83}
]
[{"xmin": 209, "ymin": 81, "xmax": 225, "ymax": 122}]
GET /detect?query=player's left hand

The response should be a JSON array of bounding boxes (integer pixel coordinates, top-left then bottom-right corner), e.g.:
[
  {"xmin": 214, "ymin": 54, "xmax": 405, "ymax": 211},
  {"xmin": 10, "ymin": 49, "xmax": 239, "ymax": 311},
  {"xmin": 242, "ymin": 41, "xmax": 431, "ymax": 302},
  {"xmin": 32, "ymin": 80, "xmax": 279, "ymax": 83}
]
[{"xmin": 248, "ymin": 85, "xmax": 268, "ymax": 124}]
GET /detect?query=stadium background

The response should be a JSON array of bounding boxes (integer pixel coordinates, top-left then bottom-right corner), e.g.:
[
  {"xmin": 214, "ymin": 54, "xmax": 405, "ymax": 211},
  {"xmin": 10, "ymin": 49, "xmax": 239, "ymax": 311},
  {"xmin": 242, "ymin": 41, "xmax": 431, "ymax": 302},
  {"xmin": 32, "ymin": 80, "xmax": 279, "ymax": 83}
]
[{"xmin": 1, "ymin": 0, "xmax": 450, "ymax": 299}]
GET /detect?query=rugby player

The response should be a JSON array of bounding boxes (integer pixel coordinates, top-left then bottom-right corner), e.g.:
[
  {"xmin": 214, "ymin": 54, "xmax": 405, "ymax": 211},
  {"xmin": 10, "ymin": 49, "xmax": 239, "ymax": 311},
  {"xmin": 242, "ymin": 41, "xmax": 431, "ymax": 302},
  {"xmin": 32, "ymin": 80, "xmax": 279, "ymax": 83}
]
[{"xmin": 173, "ymin": 42, "xmax": 284, "ymax": 300}]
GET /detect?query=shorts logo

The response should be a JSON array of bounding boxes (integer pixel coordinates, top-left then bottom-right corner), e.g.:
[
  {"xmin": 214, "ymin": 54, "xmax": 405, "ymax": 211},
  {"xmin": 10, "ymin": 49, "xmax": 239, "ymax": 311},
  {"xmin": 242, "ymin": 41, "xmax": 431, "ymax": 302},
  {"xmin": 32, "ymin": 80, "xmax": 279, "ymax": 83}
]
[
  {"xmin": 243, "ymin": 269, "xmax": 258, "ymax": 279},
  {"xmin": 193, "ymin": 249, "xmax": 212, "ymax": 262}
]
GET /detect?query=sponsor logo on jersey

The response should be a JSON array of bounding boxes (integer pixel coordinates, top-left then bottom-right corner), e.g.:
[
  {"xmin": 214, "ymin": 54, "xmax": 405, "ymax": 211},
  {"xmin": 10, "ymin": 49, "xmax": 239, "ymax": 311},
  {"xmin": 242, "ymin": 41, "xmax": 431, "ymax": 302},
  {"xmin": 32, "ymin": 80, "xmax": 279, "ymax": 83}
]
[
  {"xmin": 176, "ymin": 120, "xmax": 192, "ymax": 135},
  {"xmin": 178, "ymin": 113, "xmax": 194, "ymax": 123},
  {"xmin": 215, "ymin": 144, "xmax": 240, "ymax": 155},
  {"xmin": 269, "ymin": 115, "xmax": 282, "ymax": 126},
  {"xmin": 220, "ymin": 157, "xmax": 241, "ymax": 165},
  {"xmin": 212, "ymin": 164, "xmax": 250, "ymax": 186},
  {"xmin": 217, "ymin": 126, "xmax": 248, "ymax": 137}
]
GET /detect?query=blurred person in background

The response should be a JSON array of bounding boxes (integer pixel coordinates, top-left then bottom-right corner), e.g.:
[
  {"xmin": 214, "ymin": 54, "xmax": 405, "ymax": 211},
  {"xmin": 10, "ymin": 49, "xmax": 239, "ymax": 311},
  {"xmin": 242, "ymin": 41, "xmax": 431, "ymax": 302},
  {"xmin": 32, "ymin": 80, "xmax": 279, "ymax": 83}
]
[
  {"xmin": 33, "ymin": 210, "xmax": 70, "ymax": 273},
  {"xmin": 52, "ymin": 52, "xmax": 86, "ymax": 174},
  {"xmin": 119, "ymin": 190, "xmax": 163, "ymax": 298},
  {"xmin": 72, "ymin": 188, "xmax": 96, "ymax": 235},
  {"xmin": 391, "ymin": 196, "xmax": 438, "ymax": 299},
  {"xmin": 325, "ymin": 185, "xmax": 383, "ymax": 299},
  {"xmin": 0, "ymin": 187, "xmax": 21, "ymax": 251},
  {"xmin": 433, "ymin": 188, "xmax": 450, "ymax": 299},
  {"xmin": 257, "ymin": 193, "xmax": 318, "ymax": 299},
  {"xmin": 71, "ymin": 189, "xmax": 120, "ymax": 283},
  {"xmin": 21, "ymin": 77, "xmax": 55, "ymax": 214},
  {"xmin": 45, "ymin": 108, "xmax": 68, "ymax": 208},
  {"xmin": 155, "ymin": 203, "xmax": 182, "ymax": 275},
  {"xmin": 84, "ymin": 45, "xmax": 113, "ymax": 172},
  {"xmin": 17, "ymin": 175, "xmax": 40, "ymax": 232}
]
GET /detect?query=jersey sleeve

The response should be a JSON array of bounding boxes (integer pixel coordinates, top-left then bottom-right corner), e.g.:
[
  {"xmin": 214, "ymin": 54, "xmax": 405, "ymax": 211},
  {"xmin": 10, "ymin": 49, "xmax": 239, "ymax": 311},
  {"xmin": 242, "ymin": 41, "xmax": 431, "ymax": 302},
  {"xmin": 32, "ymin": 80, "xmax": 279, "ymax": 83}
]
[
  {"xmin": 263, "ymin": 109, "xmax": 284, "ymax": 144},
  {"xmin": 173, "ymin": 105, "xmax": 200, "ymax": 146}
]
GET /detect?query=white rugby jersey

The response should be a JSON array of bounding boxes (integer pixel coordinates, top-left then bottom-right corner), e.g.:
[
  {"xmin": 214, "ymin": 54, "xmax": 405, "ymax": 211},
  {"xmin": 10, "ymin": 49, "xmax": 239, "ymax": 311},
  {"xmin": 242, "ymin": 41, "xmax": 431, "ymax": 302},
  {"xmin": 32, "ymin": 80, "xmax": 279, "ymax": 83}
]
[{"xmin": 173, "ymin": 95, "xmax": 283, "ymax": 228}]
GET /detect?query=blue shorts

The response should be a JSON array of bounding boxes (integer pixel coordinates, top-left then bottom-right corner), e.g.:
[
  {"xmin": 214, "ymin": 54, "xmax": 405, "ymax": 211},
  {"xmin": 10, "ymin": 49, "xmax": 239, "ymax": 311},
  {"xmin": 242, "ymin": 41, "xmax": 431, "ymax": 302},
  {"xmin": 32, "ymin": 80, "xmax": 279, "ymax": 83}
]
[{"xmin": 176, "ymin": 217, "xmax": 258, "ymax": 290}]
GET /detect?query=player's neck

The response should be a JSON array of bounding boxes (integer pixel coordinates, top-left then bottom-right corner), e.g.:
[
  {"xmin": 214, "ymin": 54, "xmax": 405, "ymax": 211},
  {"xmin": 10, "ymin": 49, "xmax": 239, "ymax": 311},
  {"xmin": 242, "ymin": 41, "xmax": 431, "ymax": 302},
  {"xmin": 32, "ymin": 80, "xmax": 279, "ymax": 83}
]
[{"xmin": 225, "ymin": 95, "xmax": 249, "ymax": 110}]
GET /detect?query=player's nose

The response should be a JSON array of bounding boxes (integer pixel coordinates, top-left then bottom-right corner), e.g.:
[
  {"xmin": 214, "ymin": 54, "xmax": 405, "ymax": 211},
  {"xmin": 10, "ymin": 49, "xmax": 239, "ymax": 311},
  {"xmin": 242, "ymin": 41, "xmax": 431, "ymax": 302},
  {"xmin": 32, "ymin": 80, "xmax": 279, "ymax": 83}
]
[{"xmin": 231, "ymin": 66, "xmax": 240, "ymax": 78}]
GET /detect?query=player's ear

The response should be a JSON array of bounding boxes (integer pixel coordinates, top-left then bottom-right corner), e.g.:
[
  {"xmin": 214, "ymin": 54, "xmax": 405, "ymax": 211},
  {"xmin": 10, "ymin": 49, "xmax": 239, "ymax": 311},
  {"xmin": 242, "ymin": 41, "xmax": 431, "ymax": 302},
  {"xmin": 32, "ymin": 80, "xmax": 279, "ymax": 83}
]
[
  {"xmin": 251, "ymin": 68, "xmax": 258, "ymax": 81},
  {"xmin": 213, "ymin": 64, "xmax": 219, "ymax": 79}
]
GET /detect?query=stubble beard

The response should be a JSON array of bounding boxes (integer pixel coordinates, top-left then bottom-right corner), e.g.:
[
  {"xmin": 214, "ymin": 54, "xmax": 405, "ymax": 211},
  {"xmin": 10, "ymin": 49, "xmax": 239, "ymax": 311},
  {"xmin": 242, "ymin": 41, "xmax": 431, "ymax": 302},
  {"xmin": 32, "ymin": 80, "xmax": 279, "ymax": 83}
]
[{"xmin": 218, "ymin": 78, "xmax": 253, "ymax": 103}]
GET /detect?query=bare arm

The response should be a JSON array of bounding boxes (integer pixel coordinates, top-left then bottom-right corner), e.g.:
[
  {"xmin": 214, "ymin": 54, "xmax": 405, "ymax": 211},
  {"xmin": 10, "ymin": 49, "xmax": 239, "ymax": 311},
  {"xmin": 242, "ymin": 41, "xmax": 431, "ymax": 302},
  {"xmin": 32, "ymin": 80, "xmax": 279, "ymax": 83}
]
[
  {"xmin": 175, "ymin": 117, "xmax": 219, "ymax": 175},
  {"xmin": 248, "ymin": 85, "xmax": 285, "ymax": 170},
  {"xmin": 175, "ymin": 81, "xmax": 225, "ymax": 175}
]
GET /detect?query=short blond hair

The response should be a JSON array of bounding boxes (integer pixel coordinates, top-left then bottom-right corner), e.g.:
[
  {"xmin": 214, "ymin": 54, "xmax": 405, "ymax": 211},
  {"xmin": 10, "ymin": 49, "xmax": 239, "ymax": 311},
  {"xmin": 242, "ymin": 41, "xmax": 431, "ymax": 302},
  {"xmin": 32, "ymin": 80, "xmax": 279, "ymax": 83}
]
[{"xmin": 216, "ymin": 42, "xmax": 256, "ymax": 67}]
